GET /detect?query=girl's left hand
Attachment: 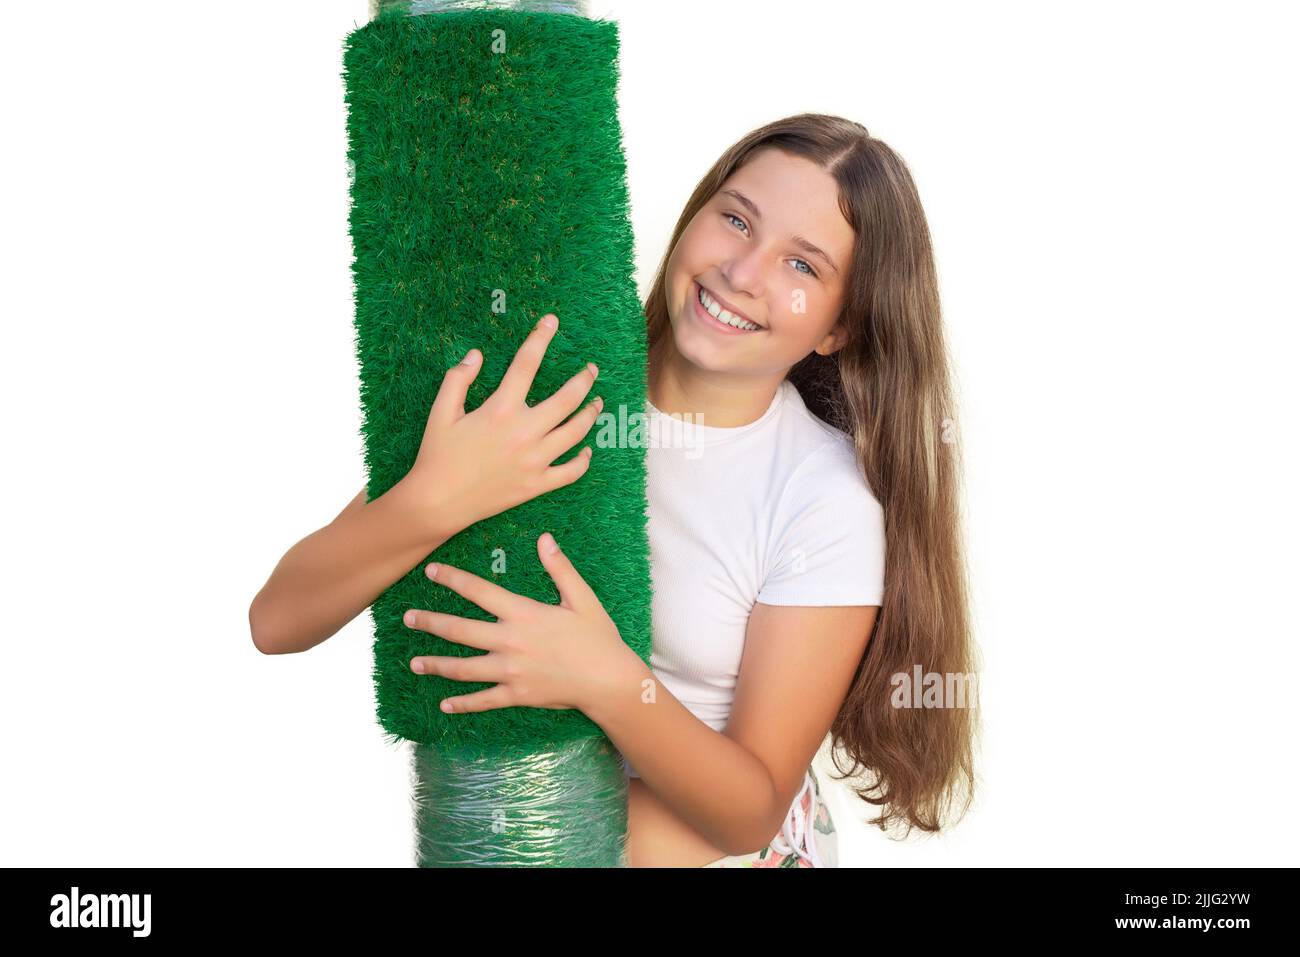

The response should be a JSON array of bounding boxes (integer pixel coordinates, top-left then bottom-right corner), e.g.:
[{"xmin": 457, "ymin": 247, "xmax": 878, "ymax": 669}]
[{"xmin": 404, "ymin": 531, "xmax": 635, "ymax": 715}]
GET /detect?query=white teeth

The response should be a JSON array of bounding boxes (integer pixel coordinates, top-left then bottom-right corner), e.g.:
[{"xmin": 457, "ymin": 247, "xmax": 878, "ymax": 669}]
[{"xmin": 698, "ymin": 286, "xmax": 761, "ymax": 331}]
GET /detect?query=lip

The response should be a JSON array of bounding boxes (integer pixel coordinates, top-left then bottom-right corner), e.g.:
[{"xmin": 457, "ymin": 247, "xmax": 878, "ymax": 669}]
[{"xmin": 692, "ymin": 281, "xmax": 765, "ymax": 335}]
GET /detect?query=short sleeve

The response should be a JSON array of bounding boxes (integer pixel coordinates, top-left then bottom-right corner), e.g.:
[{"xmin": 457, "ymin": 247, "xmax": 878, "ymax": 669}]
[{"xmin": 756, "ymin": 441, "xmax": 885, "ymax": 607}]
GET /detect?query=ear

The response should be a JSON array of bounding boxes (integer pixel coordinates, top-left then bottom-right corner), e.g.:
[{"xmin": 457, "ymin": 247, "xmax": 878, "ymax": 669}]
[{"xmin": 814, "ymin": 321, "xmax": 849, "ymax": 357}]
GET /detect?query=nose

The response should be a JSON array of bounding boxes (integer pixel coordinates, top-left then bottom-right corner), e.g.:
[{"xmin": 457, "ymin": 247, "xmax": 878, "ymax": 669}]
[{"xmin": 717, "ymin": 248, "xmax": 765, "ymax": 305}]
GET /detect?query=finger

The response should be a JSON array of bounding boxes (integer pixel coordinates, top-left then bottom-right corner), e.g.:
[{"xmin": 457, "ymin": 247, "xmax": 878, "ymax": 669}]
[
  {"xmin": 423, "ymin": 562, "xmax": 534, "ymax": 621},
  {"xmin": 529, "ymin": 359, "xmax": 599, "ymax": 431},
  {"xmin": 428, "ymin": 348, "xmax": 483, "ymax": 429},
  {"xmin": 495, "ymin": 313, "xmax": 559, "ymax": 407},
  {"xmin": 538, "ymin": 442, "xmax": 594, "ymax": 495},
  {"xmin": 404, "ymin": 607, "xmax": 500, "ymax": 652},
  {"xmin": 536, "ymin": 532, "xmax": 600, "ymax": 612},
  {"xmin": 409, "ymin": 651, "xmax": 501, "ymax": 684},
  {"xmin": 439, "ymin": 685, "xmax": 515, "ymax": 714},
  {"xmin": 538, "ymin": 392, "xmax": 603, "ymax": 464}
]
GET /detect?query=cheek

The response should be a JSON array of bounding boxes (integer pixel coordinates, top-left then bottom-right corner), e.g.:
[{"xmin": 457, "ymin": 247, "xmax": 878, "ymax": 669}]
[
  {"xmin": 667, "ymin": 227, "xmax": 702, "ymax": 282},
  {"xmin": 664, "ymin": 255, "xmax": 688, "ymax": 311},
  {"xmin": 770, "ymin": 287, "xmax": 841, "ymax": 345},
  {"xmin": 671, "ymin": 224, "xmax": 708, "ymax": 272},
  {"xmin": 779, "ymin": 284, "xmax": 823, "ymax": 323}
]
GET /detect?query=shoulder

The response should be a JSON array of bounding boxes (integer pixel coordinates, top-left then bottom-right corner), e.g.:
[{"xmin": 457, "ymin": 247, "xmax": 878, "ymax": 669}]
[
  {"xmin": 776, "ymin": 382, "xmax": 867, "ymax": 470},
  {"xmin": 783, "ymin": 435, "xmax": 882, "ymax": 523},
  {"xmin": 751, "ymin": 381, "xmax": 884, "ymax": 531},
  {"xmin": 758, "ymin": 425, "xmax": 886, "ymax": 606},
  {"xmin": 774, "ymin": 386, "xmax": 881, "ymax": 517}
]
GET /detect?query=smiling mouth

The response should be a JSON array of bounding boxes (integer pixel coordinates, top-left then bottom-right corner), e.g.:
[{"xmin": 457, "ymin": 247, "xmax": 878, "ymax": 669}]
[{"xmin": 694, "ymin": 281, "xmax": 765, "ymax": 332}]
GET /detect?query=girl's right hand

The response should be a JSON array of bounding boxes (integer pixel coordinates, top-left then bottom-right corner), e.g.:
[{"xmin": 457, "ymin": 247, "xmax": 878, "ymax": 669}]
[{"xmin": 403, "ymin": 312, "xmax": 604, "ymax": 542}]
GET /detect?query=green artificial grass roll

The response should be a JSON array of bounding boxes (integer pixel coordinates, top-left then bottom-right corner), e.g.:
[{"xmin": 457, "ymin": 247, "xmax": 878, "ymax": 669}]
[{"xmin": 342, "ymin": 2, "xmax": 649, "ymax": 865}]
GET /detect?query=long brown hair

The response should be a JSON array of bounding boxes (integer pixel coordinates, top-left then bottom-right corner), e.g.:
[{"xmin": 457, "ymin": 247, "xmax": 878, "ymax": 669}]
[{"xmin": 643, "ymin": 113, "xmax": 979, "ymax": 836}]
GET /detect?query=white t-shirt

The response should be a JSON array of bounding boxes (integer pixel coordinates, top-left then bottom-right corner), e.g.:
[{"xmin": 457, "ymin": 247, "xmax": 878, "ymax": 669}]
[{"xmin": 623, "ymin": 378, "xmax": 886, "ymax": 780}]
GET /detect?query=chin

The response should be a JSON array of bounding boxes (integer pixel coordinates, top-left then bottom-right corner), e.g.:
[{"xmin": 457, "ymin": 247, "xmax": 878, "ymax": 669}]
[{"xmin": 673, "ymin": 325, "xmax": 738, "ymax": 375}]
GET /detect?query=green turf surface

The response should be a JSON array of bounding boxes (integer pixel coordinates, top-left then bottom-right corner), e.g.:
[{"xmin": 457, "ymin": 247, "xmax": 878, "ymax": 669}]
[{"xmin": 342, "ymin": 8, "xmax": 650, "ymax": 752}]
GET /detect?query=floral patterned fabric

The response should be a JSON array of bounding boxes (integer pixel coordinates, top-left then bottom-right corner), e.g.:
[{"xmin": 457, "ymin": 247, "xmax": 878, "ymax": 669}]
[{"xmin": 702, "ymin": 765, "xmax": 838, "ymax": 868}]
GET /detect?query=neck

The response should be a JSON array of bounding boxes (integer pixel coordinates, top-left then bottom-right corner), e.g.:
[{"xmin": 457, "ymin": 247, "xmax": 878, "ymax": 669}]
[{"xmin": 648, "ymin": 351, "xmax": 784, "ymax": 429}]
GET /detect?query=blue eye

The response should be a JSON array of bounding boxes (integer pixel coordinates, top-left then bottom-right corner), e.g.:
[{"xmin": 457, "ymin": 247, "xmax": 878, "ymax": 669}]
[{"xmin": 722, "ymin": 212, "xmax": 818, "ymax": 279}]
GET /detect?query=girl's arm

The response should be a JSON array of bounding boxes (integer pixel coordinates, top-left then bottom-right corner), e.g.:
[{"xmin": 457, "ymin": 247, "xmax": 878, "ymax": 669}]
[
  {"xmin": 594, "ymin": 602, "xmax": 878, "ymax": 858},
  {"xmin": 249, "ymin": 313, "xmax": 602, "ymax": 656},
  {"xmin": 248, "ymin": 478, "xmax": 451, "ymax": 656}
]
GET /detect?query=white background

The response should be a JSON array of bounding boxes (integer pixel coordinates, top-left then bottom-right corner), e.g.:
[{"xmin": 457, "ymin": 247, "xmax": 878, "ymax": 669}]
[{"xmin": 2, "ymin": 0, "xmax": 1296, "ymax": 867}]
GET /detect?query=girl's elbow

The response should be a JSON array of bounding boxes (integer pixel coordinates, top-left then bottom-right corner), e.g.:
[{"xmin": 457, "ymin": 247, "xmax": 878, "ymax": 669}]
[
  {"xmin": 717, "ymin": 815, "xmax": 773, "ymax": 857},
  {"xmin": 249, "ymin": 595, "xmax": 286, "ymax": 655},
  {"xmin": 729, "ymin": 828, "xmax": 772, "ymax": 858},
  {"xmin": 733, "ymin": 801, "xmax": 787, "ymax": 856}
]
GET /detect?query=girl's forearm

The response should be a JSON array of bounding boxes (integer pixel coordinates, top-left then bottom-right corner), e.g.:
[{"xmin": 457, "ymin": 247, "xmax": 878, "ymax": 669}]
[
  {"xmin": 249, "ymin": 477, "xmax": 453, "ymax": 655},
  {"xmin": 587, "ymin": 653, "xmax": 782, "ymax": 857}
]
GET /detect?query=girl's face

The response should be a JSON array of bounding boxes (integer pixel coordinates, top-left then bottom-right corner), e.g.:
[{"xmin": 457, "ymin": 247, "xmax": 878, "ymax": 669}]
[{"xmin": 664, "ymin": 147, "xmax": 855, "ymax": 378}]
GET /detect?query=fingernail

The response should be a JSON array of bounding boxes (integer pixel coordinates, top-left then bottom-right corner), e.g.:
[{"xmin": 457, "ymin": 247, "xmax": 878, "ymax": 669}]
[
  {"xmin": 461, "ymin": 349, "xmax": 479, "ymax": 366},
  {"xmin": 404, "ymin": 610, "xmax": 416, "ymax": 626},
  {"xmin": 412, "ymin": 659, "xmax": 425, "ymax": 673},
  {"xmin": 541, "ymin": 532, "xmax": 559, "ymax": 554},
  {"xmin": 586, "ymin": 362, "xmax": 599, "ymax": 379},
  {"xmin": 593, "ymin": 396, "xmax": 604, "ymax": 411},
  {"xmin": 427, "ymin": 563, "xmax": 438, "ymax": 579},
  {"xmin": 540, "ymin": 314, "xmax": 558, "ymax": 330}
]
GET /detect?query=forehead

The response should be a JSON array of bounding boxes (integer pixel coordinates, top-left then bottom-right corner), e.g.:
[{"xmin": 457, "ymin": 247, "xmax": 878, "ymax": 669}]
[{"xmin": 719, "ymin": 150, "xmax": 854, "ymax": 268}]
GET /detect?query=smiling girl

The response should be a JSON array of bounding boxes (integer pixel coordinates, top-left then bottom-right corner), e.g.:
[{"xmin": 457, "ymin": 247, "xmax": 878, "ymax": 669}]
[
  {"xmin": 608, "ymin": 114, "xmax": 977, "ymax": 866},
  {"xmin": 250, "ymin": 112, "xmax": 976, "ymax": 869}
]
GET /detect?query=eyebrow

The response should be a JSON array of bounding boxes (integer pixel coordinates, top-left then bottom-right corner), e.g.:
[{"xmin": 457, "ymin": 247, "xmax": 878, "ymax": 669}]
[{"xmin": 718, "ymin": 188, "xmax": 841, "ymax": 277}]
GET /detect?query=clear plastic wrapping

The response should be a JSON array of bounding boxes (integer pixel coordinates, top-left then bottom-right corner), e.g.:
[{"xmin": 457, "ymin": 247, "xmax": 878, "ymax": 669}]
[{"xmin": 410, "ymin": 736, "xmax": 630, "ymax": 867}]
